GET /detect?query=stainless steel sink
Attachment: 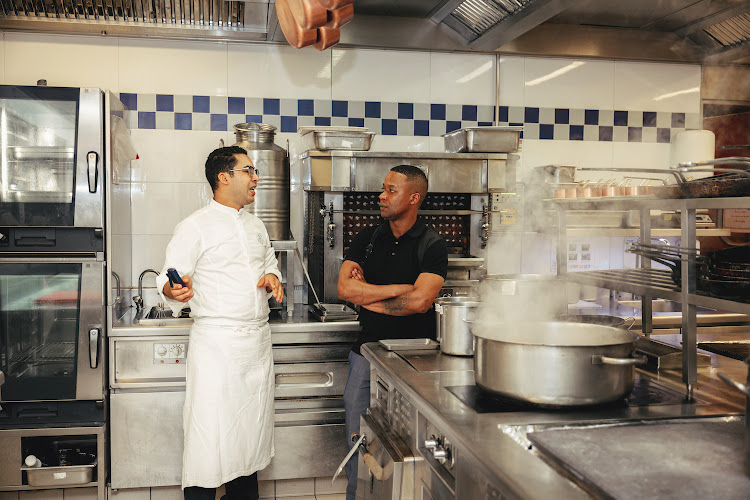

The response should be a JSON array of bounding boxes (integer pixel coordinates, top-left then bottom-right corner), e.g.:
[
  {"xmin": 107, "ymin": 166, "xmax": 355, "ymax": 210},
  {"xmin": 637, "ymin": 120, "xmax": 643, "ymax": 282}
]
[
  {"xmin": 135, "ymin": 306, "xmax": 193, "ymax": 326},
  {"xmin": 617, "ymin": 299, "xmax": 716, "ymax": 313}
]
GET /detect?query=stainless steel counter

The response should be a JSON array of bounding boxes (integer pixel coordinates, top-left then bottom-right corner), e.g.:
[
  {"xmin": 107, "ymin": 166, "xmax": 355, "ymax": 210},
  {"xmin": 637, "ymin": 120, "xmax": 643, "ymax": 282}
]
[{"xmin": 361, "ymin": 341, "xmax": 747, "ymax": 499}]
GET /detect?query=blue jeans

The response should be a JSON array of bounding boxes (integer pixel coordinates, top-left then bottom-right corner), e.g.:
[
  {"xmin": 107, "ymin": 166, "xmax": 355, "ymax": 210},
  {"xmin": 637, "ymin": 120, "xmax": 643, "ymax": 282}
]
[{"xmin": 344, "ymin": 351, "xmax": 370, "ymax": 500}]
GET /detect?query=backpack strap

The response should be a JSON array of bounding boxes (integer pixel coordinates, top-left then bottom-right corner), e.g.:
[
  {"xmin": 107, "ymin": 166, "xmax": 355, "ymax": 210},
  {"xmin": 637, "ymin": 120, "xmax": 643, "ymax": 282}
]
[{"xmin": 363, "ymin": 223, "xmax": 386, "ymax": 262}]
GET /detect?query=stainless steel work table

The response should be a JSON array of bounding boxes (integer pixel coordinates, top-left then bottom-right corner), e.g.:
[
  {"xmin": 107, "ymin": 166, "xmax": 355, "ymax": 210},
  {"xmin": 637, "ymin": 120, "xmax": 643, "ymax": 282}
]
[{"xmin": 361, "ymin": 342, "xmax": 747, "ymax": 499}]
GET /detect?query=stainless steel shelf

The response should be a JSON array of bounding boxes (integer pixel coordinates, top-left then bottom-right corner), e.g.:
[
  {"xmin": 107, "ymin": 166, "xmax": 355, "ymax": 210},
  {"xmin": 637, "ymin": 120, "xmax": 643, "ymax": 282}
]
[
  {"xmin": 567, "ymin": 269, "xmax": 750, "ymax": 315},
  {"xmin": 548, "ymin": 196, "xmax": 750, "ymax": 211}
]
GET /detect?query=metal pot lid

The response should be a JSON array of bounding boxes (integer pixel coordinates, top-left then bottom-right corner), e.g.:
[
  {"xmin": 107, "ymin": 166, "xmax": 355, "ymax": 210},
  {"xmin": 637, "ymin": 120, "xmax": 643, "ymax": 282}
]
[
  {"xmin": 470, "ymin": 321, "xmax": 639, "ymax": 347},
  {"xmin": 435, "ymin": 296, "xmax": 482, "ymax": 307},
  {"xmin": 480, "ymin": 273, "xmax": 564, "ymax": 281}
]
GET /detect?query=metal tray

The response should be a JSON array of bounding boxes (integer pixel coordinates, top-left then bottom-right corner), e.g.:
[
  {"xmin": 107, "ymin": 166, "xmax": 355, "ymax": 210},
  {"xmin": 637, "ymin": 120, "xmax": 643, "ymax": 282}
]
[
  {"xmin": 379, "ymin": 338, "xmax": 439, "ymax": 351},
  {"xmin": 443, "ymin": 126, "xmax": 522, "ymax": 153},
  {"xmin": 309, "ymin": 303, "xmax": 358, "ymax": 322},
  {"xmin": 300, "ymin": 130, "xmax": 376, "ymax": 151},
  {"xmin": 22, "ymin": 464, "xmax": 95, "ymax": 486}
]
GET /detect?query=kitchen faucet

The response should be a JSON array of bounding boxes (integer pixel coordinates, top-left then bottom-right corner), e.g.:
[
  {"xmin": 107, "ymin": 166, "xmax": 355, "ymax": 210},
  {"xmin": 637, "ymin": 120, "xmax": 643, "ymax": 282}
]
[{"xmin": 133, "ymin": 269, "xmax": 159, "ymax": 311}]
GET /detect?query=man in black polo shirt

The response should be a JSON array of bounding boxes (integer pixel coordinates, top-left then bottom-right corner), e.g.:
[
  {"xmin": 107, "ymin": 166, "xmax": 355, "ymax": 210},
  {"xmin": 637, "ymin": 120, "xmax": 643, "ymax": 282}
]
[{"xmin": 337, "ymin": 164, "xmax": 448, "ymax": 500}]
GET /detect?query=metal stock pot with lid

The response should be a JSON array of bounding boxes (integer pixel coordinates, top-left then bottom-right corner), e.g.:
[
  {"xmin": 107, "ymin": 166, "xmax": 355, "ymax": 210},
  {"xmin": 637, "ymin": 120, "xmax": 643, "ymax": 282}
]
[
  {"xmin": 470, "ymin": 321, "xmax": 646, "ymax": 406},
  {"xmin": 434, "ymin": 296, "xmax": 480, "ymax": 356}
]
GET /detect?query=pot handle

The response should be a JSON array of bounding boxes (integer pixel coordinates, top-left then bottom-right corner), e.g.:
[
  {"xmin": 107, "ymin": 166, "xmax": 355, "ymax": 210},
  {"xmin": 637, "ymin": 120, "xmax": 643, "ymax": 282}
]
[
  {"xmin": 592, "ymin": 354, "xmax": 647, "ymax": 366},
  {"xmin": 624, "ymin": 317, "xmax": 636, "ymax": 331},
  {"xmin": 717, "ymin": 372, "xmax": 750, "ymax": 397}
]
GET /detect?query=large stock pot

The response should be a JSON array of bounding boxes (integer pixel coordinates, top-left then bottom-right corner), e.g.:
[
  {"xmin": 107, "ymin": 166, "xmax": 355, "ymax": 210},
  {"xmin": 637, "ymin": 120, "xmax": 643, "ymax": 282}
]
[{"xmin": 471, "ymin": 321, "xmax": 646, "ymax": 407}]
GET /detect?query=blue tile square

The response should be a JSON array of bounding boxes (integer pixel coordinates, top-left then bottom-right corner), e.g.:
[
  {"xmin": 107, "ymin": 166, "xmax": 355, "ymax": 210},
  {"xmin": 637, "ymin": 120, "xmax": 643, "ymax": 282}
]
[
  {"xmin": 462, "ymin": 105, "xmax": 478, "ymax": 121},
  {"xmin": 414, "ymin": 120, "xmax": 429, "ymax": 136},
  {"xmin": 174, "ymin": 112, "xmax": 192, "ymax": 130},
  {"xmin": 365, "ymin": 102, "xmax": 381, "ymax": 118},
  {"xmin": 628, "ymin": 127, "xmax": 643, "ymax": 142},
  {"xmin": 348, "ymin": 118, "xmax": 365, "ymax": 127},
  {"xmin": 431, "ymin": 104, "xmax": 446, "ymax": 121},
  {"xmin": 228, "ymin": 97, "xmax": 245, "ymax": 115},
  {"xmin": 398, "ymin": 102, "xmax": 413, "ymax": 119},
  {"xmin": 554, "ymin": 109, "xmax": 569, "ymax": 124},
  {"xmin": 193, "ymin": 96, "xmax": 210, "ymax": 113},
  {"xmin": 446, "ymin": 121, "xmax": 461, "ymax": 133},
  {"xmin": 119, "ymin": 93, "xmax": 137, "ymax": 110},
  {"xmin": 298, "ymin": 99, "xmax": 314, "ymax": 116},
  {"xmin": 281, "ymin": 116, "xmax": 297, "ymax": 133},
  {"xmin": 263, "ymin": 98, "xmax": 280, "ymax": 115},
  {"xmin": 156, "ymin": 94, "xmax": 174, "ymax": 112},
  {"xmin": 599, "ymin": 126, "xmax": 613, "ymax": 141},
  {"xmin": 671, "ymin": 113, "xmax": 685, "ymax": 128},
  {"xmin": 614, "ymin": 111, "xmax": 628, "ymax": 126},
  {"xmin": 332, "ymin": 100, "xmax": 348, "ymax": 117},
  {"xmin": 138, "ymin": 111, "xmax": 156, "ymax": 129},
  {"xmin": 478, "ymin": 121, "xmax": 493, "ymax": 127},
  {"xmin": 382, "ymin": 119, "xmax": 397, "ymax": 135},
  {"xmin": 498, "ymin": 106, "xmax": 509, "ymax": 122},
  {"xmin": 245, "ymin": 114, "xmax": 262, "ymax": 124},
  {"xmin": 315, "ymin": 117, "xmax": 331, "ymax": 126},
  {"xmin": 585, "ymin": 109, "xmax": 599, "ymax": 125},
  {"xmin": 210, "ymin": 114, "xmax": 227, "ymax": 131},
  {"xmin": 657, "ymin": 128, "xmax": 671, "ymax": 143},
  {"xmin": 642, "ymin": 112, "xmax": 657, "ymax": 127},
  {"xmin": 539, "ymin": 124, "xmax": 554, "ymax": 140},
  {"xmin": 524, "ymin": 107, "xmax": 539, "ymax": 124},
  {"xmin": 569, "ymin": 125, "xmax": 584, "ymax": 141}
]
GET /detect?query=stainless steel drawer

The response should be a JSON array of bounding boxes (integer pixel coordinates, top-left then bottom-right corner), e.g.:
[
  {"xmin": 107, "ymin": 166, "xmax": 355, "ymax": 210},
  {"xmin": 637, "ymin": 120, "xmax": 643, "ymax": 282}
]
[
  {"xmin": 273, "ymin": 344, "xmax": 351, "ymax": 363},
  {"xmin": 274, "ymin": 362, "xmax": 349, "ymax": 398}
]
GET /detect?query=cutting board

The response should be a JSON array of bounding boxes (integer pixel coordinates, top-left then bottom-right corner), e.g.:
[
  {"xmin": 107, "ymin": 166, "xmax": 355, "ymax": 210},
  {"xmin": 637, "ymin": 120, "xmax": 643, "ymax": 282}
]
[{"xmin": 528, "ymin": 420, "xmax": 750, "ymax": 499}]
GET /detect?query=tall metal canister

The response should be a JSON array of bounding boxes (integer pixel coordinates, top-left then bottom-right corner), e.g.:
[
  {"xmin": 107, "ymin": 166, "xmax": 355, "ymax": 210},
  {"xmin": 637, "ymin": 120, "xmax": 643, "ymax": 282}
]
[{"xmin": 233, "ymin": 122, "xmax": 289, "ymax": 240}]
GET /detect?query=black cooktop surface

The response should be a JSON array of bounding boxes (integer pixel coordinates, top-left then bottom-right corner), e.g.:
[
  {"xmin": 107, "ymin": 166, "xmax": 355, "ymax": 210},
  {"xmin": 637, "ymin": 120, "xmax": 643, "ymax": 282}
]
[{"xmin": 446, "ymin": 378, "xmax": 693, "ymax": 413}]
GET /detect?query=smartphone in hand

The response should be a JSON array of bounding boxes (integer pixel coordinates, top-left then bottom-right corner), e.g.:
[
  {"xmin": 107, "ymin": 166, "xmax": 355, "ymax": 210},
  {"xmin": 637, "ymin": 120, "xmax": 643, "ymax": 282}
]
[{"xmin": 166, "ymin": 268, "xmax": 186, "ymax": 287}]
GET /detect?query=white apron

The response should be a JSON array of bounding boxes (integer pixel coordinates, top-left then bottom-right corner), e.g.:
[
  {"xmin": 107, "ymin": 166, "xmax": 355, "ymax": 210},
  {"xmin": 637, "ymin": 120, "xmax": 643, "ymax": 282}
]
[{"xmin": 182, "ymin": 320, "xmax": 275, "ymax": 488}]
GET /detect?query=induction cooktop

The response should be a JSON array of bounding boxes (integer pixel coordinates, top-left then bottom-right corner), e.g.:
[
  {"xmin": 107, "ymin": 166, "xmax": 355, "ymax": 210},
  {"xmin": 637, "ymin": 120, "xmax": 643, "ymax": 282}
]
[{"xmin": 446, "ymin": 378, "xmax": 695, "ymax": 413}]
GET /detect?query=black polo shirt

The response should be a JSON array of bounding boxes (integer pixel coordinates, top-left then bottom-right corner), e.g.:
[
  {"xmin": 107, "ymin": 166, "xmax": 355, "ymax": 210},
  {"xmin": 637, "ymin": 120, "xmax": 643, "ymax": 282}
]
[{"xmin": 344, "ymin": 219, "xmax": 448, "ymax": 354}]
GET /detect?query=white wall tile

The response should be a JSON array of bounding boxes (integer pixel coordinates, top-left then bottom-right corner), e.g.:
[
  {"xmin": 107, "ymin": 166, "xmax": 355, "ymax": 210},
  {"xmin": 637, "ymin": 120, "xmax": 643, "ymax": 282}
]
[
  {"xmin": 369, "ymin": 135, "xmax": 431, "ymax": 152},
  {"xmin": 430, "ymin": 52, "xmax": 495, "ymax": 106},
  {"xmin": 520, "ymin": 139, "xmax": 614, "ymax": 177},
  {"xmin": 332, "ymin": 48, "xmax": 430, "ymax": 103},
  {"xmin": 131, "ymin": 182, "xmax": 212, "ymax": 235},
  {"xmin": 149, "ymin": 487, "xmax": 182, "ymax": 500},
  {"xmin": 119, "ymin": 38, "xmax": 228, "ymax": 95},
  {"xmin": 524, "ymin": 57, "xmax": 614, "ymax": 110},
  {"xmin": 316, "ymin": 476, "xmax": 347, "ymax": 495},
  {"xmin": 498, "ymin": 56, "xmax": 524, "ymax": 106},
  {"xmin": 275, "ymin": 478, "xmax": 314, "ymax": 497},
  {"xmin": 130, "ymin": 234, "xmax": 173, "ymax": 284},
  {"xmin": 228, "ymin": 44, "xmax": 331, "ymax": 100},
  {"xmin": 129, "ymin": 129, "xmax": 229, "ymax": 183},
  {"xmin": 612, "ymin": 142, "xmax": 672, "ymax": 178},
  {"xmin": 4, "ymin": 33, "xmax": 118, "ymax": 90},
  {"xmin": 614, "ymin": 61, "xmax": 701, "ymax": 113}
]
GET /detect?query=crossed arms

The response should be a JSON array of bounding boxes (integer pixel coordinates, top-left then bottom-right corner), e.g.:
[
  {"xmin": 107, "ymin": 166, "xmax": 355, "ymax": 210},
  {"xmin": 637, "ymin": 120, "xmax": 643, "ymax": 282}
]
[{"xmin": 336, "ymin": 260, "xmax": 444, "ymax": 316}]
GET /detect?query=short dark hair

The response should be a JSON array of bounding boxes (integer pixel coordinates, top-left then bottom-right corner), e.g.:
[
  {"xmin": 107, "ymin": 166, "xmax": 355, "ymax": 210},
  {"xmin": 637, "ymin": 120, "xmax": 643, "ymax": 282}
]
[
  {"xmin": 390, "ymin": 164, "xmax": 428, "ymax": 205},
  {"xmin": 205, "ymin": 146, "xmax": 247, "ymax": 191}
]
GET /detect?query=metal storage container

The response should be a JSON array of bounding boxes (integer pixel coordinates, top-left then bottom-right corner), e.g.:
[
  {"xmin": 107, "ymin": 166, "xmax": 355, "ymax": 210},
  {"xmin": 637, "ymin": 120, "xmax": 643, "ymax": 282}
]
[
  {"xmin": 299, "ymin": 127, "xmax": 375, "ymax": 151},
  {"xmin": 233, "ymin": 123, "xmax": 290, "ymax": 240},
  {"xmin": 443, "ymin": 126, "xmax": 522, "ymax": 153},
  {"xmin": 22, "ymin": 464, "xmax": 95, "ymax": 486}
]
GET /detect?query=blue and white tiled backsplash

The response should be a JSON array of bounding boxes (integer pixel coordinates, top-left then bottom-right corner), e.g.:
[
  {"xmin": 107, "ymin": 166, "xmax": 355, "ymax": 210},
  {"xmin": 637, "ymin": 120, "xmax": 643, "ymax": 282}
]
[{"xmin": 119, "ymin": 93, "xmax": 701, "ymax": 143}]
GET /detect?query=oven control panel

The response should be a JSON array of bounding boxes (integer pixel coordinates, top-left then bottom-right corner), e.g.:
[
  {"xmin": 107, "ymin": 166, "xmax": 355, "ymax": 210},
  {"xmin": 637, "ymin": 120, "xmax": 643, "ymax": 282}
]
[
  {"xmin": 153, "ymin": 342, "xmax": 187, "ymax": 364},
  {"xmin": 391, "ymin": 388, "xmax": 415, "ymax": 443}
]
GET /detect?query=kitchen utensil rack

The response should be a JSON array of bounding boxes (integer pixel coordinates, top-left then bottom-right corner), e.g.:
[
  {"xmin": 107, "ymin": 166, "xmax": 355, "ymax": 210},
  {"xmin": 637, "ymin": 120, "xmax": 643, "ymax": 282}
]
[{"xmin": 547, "ymin": 195, "xmax": 750, "ymax": 400}]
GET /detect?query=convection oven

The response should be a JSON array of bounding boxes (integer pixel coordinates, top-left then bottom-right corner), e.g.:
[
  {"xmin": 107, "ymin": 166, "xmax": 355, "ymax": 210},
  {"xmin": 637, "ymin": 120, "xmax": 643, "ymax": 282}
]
[{"xmin": 0, "ymin": 85, "xmax": 133, "ymax": 498}]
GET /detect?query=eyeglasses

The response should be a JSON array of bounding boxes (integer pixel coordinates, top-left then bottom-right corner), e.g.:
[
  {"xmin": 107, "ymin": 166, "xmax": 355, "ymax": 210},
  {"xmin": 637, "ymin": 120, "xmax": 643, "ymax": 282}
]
[{"xmin": 228, "ymin": 166, "xmax": 260, "ymax": 177}]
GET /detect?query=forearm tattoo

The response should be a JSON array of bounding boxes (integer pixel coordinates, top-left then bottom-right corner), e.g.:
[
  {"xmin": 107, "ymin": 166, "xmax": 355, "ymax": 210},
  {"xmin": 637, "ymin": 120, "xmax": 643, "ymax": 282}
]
[{"xmin": 383, "ymin": 294, "xmax": 409, "ymax": 314}]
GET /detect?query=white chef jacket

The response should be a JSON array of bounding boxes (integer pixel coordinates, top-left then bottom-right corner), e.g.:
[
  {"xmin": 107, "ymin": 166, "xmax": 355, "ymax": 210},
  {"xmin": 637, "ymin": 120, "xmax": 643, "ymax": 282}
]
[
  {"xmin": 155, "ymin": 199, "xmax": 281, "ymax": 488},
  {"xmin": 156, "ymin": 199, "xmax": 282, "ymax": 323}
]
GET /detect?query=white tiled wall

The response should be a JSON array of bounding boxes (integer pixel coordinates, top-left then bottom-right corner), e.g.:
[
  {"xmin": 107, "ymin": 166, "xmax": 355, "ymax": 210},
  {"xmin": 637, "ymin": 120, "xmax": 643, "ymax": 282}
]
[{"xmin": 0, "ymin": 34, "xmax": 702, "ymax": 283}]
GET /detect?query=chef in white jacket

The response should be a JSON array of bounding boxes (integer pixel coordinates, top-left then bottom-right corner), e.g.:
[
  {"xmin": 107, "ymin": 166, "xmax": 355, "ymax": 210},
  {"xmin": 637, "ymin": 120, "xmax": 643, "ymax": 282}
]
[{"xmin": 156, "ymin": 145, "xmax": 283, "ymax": 500}]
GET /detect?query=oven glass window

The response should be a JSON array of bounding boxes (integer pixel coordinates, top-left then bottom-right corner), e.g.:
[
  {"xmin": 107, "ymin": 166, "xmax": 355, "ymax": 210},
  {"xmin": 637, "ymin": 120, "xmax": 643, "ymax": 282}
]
[
  {"xmin": 0, "ymin": 263, "xmax": 81, "ymax": 401},
  {"xmin": 0, "ymin": 92, "xmax": 78, "ymax": 226}
]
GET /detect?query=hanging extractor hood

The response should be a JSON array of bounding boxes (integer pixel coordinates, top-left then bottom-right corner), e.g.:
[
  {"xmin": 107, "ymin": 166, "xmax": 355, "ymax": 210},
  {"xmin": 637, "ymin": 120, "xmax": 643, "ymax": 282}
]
[{"xmin": 3, "ymin": 0, "xmax": 750, "ymax": 63}]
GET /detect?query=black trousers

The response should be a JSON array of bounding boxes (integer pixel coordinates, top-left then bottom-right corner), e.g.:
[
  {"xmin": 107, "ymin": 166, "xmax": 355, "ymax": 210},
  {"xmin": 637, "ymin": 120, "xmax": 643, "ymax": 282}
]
[{"xmin": 183, "ymin": 473, "xmax": 259, "ymax": 500}]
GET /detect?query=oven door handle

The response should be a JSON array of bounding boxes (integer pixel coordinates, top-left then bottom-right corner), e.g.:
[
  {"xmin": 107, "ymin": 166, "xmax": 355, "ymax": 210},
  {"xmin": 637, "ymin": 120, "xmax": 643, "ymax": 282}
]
[
  {"xmin": 89, "ymin": 328, "xmax": 100, "ymax": 368},
  {"xmin": 87, "ymin": 151, "xmax": 99, "ymax": 193},
  {"xmin": 0, "ymin": 370, "xmax": 4, "ymax": 411}
]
